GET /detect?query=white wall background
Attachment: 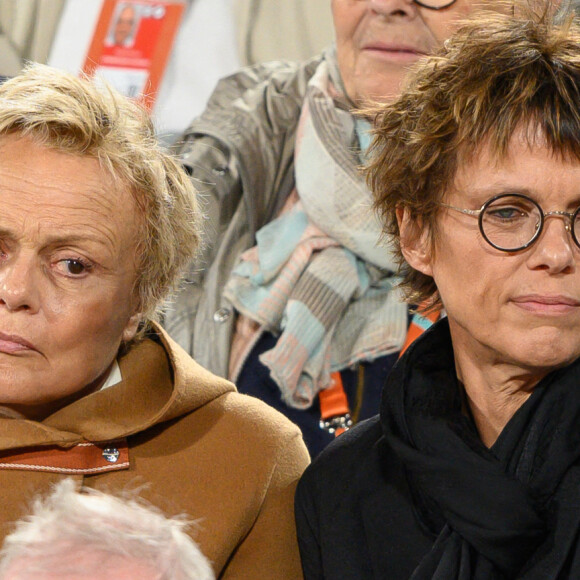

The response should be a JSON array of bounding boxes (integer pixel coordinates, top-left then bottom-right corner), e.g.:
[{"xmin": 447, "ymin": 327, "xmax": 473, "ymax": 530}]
[{"xmin": 234, "ymin": 0, "xmax": 333, "ymax": 66}]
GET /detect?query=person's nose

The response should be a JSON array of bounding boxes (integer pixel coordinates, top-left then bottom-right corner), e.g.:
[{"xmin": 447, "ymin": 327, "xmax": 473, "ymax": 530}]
[
  {"xmin": 526, "ymin": 215, "xmax": 577, "ymax": 275},
  {"xmin": 0, "ymin": 252, "xmax": 40, "ymax": 313},
  {"xmin": 368, "ymin": 0, "xmax": 417, "ymax": 18}
]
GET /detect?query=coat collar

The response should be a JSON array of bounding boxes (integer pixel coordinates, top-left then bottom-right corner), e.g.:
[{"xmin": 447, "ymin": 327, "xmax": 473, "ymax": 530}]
[{"xmin": 0, "ymin": 324, "xmax": 235, "ymax": 451}]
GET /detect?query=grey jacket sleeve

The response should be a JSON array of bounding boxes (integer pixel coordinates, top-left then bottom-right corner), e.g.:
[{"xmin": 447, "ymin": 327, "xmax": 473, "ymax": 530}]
[
  {"xmin": 163, "ymin": 57, "xmax": 321, "ymax": 367},
  {"xmin": 163, "ymin": 133, "xmax": 242, "ymax": 356}
]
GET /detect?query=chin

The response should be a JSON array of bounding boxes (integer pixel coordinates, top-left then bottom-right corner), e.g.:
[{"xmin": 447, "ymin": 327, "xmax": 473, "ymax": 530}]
[
  {"xmin": 352, "ymin": 70, "xmax": 405, "ymax": 106},
  {"xmin": 359, "ymin": 83, "xmax": 402, "ymax": 105},
  {"xmin": 502, "ymin": 319, "xmax": 578, "ymax": 364},
  {"xmin": 513, "ymin": 339, "xmax": 580, "ymax": 372}
]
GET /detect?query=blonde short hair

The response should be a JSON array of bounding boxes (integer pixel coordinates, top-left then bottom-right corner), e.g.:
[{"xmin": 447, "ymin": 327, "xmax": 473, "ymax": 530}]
[{"xmin": 0, "ymin": 64, "xmax": 201, "ymax": 331}]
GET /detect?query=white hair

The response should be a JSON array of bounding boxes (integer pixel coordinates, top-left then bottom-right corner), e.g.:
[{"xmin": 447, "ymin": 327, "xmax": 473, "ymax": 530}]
[{"xmin": 0, "ymin": 480, "xmax": 214, "ymax": 580}]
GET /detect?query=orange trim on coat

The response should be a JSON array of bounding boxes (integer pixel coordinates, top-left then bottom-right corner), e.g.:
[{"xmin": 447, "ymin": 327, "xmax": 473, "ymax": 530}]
[{"xmin": 0, "ymin": 439, "xmax": 130, "ymax": 474}]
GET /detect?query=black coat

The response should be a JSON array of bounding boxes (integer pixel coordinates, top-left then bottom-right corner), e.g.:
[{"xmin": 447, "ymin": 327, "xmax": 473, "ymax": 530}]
[
  {"xmin": 295, "ymin": 415, "xmax": 434, "ymax": 579},
  {"xmin": 295, "ymin": 319, "xmax": 580, "ymax": 579}
]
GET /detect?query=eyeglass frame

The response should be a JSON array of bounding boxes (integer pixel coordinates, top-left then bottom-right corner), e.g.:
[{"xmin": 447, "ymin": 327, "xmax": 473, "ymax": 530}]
[
  {"xmin": 414, "ymin": 0, "xmax": 457, "ymax": 10},
  {"xmin": 438, "ymin": 193, "xmax": 580, "ymax": 252}
]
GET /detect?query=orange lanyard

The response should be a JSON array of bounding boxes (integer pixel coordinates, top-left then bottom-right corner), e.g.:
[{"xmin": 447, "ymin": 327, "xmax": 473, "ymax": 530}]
[
  {"xmin": 319, "ymin": 304, "xmax": 441, "ymax": 438},
  {"xmin": 399, "ymin": 306, "xmax": 441, "ymax": 357},
  {"xmin": 319, "ymin": 372, "xmax": 352, "ymax": 436}
]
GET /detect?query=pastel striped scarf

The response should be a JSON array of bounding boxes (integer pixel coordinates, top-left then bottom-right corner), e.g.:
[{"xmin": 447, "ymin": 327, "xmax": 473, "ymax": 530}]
[{"xmin": 224, "ymin": 58, "xmax": 407, "ymax": 409}]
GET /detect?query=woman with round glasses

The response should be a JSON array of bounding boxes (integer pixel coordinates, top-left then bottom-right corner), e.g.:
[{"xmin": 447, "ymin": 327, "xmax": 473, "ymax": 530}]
[{"xmin": 296, "ymin": 7, "xmax": 580, "ymax": 579}]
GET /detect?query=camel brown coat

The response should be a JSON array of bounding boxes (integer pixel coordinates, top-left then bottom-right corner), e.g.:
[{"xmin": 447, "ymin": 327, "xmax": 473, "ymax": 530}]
[{"xmin": 0, "ymin": 325, "xmax": 309, "ymax": 579}]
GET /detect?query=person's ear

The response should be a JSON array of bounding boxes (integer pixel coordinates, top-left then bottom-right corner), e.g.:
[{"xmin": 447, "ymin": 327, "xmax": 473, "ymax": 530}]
[
  {"xmin": 122, "ymin": 312, "xmax": 142, "ymax": 343},
  {"xmin": 396, "ymin": 207, "xmax": 433, "ymax": 277}
]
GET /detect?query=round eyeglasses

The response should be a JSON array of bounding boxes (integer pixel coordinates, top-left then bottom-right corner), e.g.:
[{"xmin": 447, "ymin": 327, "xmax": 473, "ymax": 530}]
[
  {"xmin": 439, "ymin": 193, "xmax": 580, "ymax": 252},
  {"xmin": 414, "ymin": 0, "xmax": 457, "ymax": 9}
]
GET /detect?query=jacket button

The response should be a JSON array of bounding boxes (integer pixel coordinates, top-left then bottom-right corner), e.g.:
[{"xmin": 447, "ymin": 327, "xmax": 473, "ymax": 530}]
[
  {"xmin": 212, "ymin": 165, "xmax": 227, "ymax": 176},
  {"xmin": 213, "ymin": 307, "xmax": 232, "ymax": 323},
  {"xmin": 102, "ymin": 448, "xmax": 120, "ymax": 463}
]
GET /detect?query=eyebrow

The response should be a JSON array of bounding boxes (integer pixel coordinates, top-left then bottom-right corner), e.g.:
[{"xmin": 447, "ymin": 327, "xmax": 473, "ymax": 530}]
[
  {"xmin": 0, "ymin": 228, "xmax": 115, "ymax": 251},
  {"xmin": 464, "ymin": 182, "xmax": 534, "ymax": 196},
  {"xmin": 463, "ymin": 184, "xmax": 580, "ymax": 209}
]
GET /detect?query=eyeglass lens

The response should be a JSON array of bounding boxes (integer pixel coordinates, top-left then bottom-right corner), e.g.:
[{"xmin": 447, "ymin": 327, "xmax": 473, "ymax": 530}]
[
  {"xmin": 480, "ymin": 194, "xmax": 580, "ymax": 251},
  {"xmin": 413, "ymin": 0, "xmax": 457, "ymax": 9}
]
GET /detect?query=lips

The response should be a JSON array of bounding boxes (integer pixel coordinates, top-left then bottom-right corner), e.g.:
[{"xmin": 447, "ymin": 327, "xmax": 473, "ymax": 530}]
[
  {"xmin": 0, "ymin": 332, "xmax": 37, "ymax": 354},
  {"xmin": 362, "ymin": 41, "xmax": 427, "ymax": 61},
  {"xmin": 511, "ymin": 295, "xmax": 580, "ymax": 314},
  {"xmin": 363, "ymin": 42, "xmax": 426, "ymax": 55}
]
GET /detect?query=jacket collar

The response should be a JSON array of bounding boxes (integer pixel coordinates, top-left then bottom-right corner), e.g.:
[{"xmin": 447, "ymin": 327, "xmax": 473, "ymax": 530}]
[{"xmin": 0, "ymin": 324, "xmax": 235, "ymax": 451}]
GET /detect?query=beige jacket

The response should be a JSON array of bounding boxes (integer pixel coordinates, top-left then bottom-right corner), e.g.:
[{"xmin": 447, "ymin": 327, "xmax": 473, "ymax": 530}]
[{"xmin": 0, "ymin": 325, "xmax": 309, "ymax": 579}]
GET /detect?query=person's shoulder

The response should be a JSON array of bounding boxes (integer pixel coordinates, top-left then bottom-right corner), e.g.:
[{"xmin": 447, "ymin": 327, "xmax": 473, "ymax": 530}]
[
  {"xmin": 214, "ymin": 390, "xmax": 306, "ymax": 440},
  {"xmin": 194, "ymin": 54, "xmax": 322, "ymax": 133},
  {"xmin": 132, "ymin": 389, "xmax": 309, "ymax": 487},
  {"xmin": 175, "ymin": 390, "xmax": 309, "ymax": 467},
  {"xmin": 133, "ymin": 328, "xmax": 308, "ymax": 467},
  {"xmin": 308, "ymin": 415, "xmax": 383, "ymax": 473}
]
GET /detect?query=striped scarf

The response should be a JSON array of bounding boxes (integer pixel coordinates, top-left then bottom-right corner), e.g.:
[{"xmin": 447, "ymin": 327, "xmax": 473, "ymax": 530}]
[{"xmin": 224, "ymin": 57, "xmax": 407, "ymax": 409}]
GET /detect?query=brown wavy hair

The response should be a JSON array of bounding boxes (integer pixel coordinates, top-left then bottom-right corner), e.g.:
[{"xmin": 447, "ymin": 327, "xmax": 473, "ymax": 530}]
[{"xmin": 367, "ymin": 6, "xmax": 580, "ymax": 309}]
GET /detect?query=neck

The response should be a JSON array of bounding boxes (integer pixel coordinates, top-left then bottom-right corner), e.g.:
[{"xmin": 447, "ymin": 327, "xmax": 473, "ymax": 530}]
[
  {"xmin": 450, "ymin": 324, "xmax": 547, "ymax": 448},
  {"xmin": 457, "ymin": 362, "xmax": 535, "ymax": 447}
]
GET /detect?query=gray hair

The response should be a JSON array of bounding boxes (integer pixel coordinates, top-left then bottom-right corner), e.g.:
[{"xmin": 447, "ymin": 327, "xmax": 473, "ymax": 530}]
[
  {"xmin": 0, "ymin": 63, "xmax": 201, "ymax": 333},
  {"xmin": 0, "ymin": 479, "xmax": 214, "ymax": 580}
]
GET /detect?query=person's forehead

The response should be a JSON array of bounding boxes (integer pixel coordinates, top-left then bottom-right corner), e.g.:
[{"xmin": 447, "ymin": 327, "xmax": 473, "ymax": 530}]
[
  {"xmin": 449, "ymin": 130, "xmax": 580, "ymax": 203},
  {"xmin": 119, "ymin": 6, "xmax": 135, "ymax": 18},
  {"xmin": 0, "ymin": 134, "xmax": 140, "ymax": 247},
  {"xmin": 2, "ymin": 556, "xmax": 159, "ymax": 580},
  {"xmin": 0, "ymin": 135, "xmax": 121, "ymax": 203},
  {"xmin": 460, "ymin": 125, "xmax": 570, "ymax": 169}
]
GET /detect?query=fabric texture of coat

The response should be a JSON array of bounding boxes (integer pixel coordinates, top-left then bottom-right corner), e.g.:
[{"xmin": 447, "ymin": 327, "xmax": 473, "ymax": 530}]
[
  {"xmin": 162, "ymin": 52, "xmax": 404, "ymax": 457},
  {"xmin": 0, "ymin": 325, "xmax": 309, "ymax": 579}
]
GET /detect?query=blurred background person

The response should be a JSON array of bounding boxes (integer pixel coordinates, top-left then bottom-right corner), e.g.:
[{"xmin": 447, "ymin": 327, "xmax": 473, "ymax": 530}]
[
  {"xmin": 108, "ymin": 2, "xmax": 138, "ymax": 47},
  {"xmin": 296, "ymin": 5, "xmax": 580, "ymax": 578},
  {"xmin": 162, "ymin": 0, "xmax": 513, "ymax": 457},
  {"xmin": 0, "ymin": 63, "xmax": 308, "ymax": 578},
  {"xmin": 0, "ymin": 0, "xmax": 333, "ymax": 140},
  {"xmin": 0, "ymin": 479, "xmax": 215, "ymax": 580}
]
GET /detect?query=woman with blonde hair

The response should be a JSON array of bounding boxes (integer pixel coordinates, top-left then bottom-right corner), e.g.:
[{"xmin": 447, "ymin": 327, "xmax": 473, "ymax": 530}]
[{"xmin": 0, "ymin": 64, "xmax": 308, "ymax": 578}]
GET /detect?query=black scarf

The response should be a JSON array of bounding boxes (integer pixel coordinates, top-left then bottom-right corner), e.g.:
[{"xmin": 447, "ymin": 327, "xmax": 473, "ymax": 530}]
[{"xmin": 381, "ymin": 318, "xmax": 580, "ymax": 579}]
